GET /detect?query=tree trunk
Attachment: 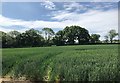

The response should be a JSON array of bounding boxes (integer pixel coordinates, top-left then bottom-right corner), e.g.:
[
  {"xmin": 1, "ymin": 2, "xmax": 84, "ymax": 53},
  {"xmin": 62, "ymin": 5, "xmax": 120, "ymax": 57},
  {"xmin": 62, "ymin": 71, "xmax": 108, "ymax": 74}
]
[
  {"xmin": 78, "ymin": 39, "xmax": 81, "ymax": 44},
  {"xmin": 110, "ymin": 38, "xmax": 112, "ymax": 43}
]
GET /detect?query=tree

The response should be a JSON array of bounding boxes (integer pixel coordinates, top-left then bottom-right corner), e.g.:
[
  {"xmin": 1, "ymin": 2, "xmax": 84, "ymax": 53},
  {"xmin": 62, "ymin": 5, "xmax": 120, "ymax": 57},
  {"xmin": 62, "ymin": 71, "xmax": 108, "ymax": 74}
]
[
  {"xmin": 90, "ymin": 34, "xmax": 100, "ymax": 43},
  {"xmin": 63, "ymin": 25, "xmax": 90, "ymax": 45},
  {"xmin": 0, "ymin": 31, "xmax": 14, "ymax": 48},
  {"xmin": 0, "ymin": 31, "xmax": 6, "ymax": 47},
  {"xmin": 42, "ymin": 28, "xmax": 55, "ymax": 46},
  {"xmin": 63, "ymin": 26, "xmax": 75, "ymax": 44},
  {"xmin": 104, "ymin": 35, "xmax": 109, "ymax": 43},
  {"xmin": 8, "ymin": 30, "xmax": 20, "ymax": 38},
  {"xmin": 53, "ymin": 30, "xmax": 65, "ymax": 46},
  {"xmin": 42, "ymin": 28, "xmax": 54, "ymax": 40},
  {"xmin": 74, "ymin": 26, "xmax": 90, "ymax": 44},
  {"xmin": 108, "ymin": 29, "xmax": 118, "ymax": 43},
  {"xmin": 0, "ymin": 31, "xmax": 2, "ymax": 48},
  {"xmin": 7, "ymin": 31, "xmax": 21, "ymax": 47},
  {"xmin": 16, "ymin": 29, "xmax": 44, "ymax": 47}
]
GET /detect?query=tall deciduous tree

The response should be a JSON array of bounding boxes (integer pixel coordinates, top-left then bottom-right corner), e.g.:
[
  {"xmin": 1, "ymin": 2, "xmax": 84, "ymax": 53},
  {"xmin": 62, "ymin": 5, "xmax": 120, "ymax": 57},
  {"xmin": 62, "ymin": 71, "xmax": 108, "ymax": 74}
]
[
  {"xmin": 104, "ymin": 35, "xmax": 109, "ymax": 43},
  {"xmin": 53, "ymin": 30, "xmax": 65, "ymax": 46},
  {"xmin": 63, "ymin": 25, "xmax": 90, "ymax": 45},
  {"xmin": 63, "ymin": 26, "xmax": 75, "ymax": 44},
  {"xmin": 90, "ymin": 34, "xmax": 100, "ymax": 43},
  {"xmin": 42, "ymin": 28, "xmax": 55, "ymax": 46},
  {"xmin": 7, "ymin": 30, "xmax": 21, "ymax": 47},
  {"xmin": 8, "ymin": 30, "xmax": 20, "ymax": 38},
  {"xmin": 108, "ymin": 29, "xmax": 118, "ymax": 43},
  {"xmin": 0, "ymin": 31, "xmax": 14, "ymax": 48},
  {"xmin": 16, "ymin": 29, "xmax": 44, "ymax": 47},
  {"xmin": 42, "ymin": 28, "xmax": 55, "ymax": 40},
  {"xmin": 74, "ymin": 26, "xmax": 90, "ymax": 44}
]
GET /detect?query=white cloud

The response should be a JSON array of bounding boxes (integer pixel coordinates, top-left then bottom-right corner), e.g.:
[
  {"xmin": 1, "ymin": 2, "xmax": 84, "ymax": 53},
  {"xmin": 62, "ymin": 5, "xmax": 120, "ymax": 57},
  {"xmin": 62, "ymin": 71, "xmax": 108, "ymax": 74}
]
[
  {"xmin": 41, "ymin": 0, "xmax": 56, "ymax": 10},
  {"xmin": 63, "ymin": 2, "xmax": 87, "ymax": 12},
  {"xmin": 0, "ymin": 9, "xmax": 118, "ymax": 40},
  {"xmin": 52, "ymin": 12, "xmax": 78, "ymax": 21},
  {"xmin": 51, "ymin": 9, "xmax": 118, "ymax": 40},
  {"xmin": 63, "ymin": 2, "xmax": 117, "ymax": 13},
  {"xmin": 92, "ymin": 2, "xmax": 117, "ymax": 10}
]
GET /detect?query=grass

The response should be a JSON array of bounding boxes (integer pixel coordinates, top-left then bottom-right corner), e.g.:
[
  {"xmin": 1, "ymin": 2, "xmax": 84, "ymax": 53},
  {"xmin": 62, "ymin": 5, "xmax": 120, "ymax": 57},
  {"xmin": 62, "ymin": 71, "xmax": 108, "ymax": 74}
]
[{"xmin": 2, "ymin": 44, "xmax": 120, "ymax": 81}]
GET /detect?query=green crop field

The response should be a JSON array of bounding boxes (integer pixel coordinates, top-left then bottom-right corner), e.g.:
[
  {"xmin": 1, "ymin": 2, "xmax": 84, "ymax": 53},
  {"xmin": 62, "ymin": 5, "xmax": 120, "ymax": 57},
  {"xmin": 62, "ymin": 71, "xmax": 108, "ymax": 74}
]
[{"xmin": 2, "ymin": 44, "xmax": 120, "ymax": 81}]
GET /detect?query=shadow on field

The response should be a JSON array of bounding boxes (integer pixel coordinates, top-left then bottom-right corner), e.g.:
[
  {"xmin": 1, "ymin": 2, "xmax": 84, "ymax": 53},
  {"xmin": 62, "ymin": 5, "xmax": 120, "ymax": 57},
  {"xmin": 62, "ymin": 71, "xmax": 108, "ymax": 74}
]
[
  {"xmin": 74, "ymin": 46, "xmax": 112, "ymax": 51},
  {"xmin": 74, "ymin": 49, "xmax": 87, "ymax": 51},
  {"xmin": 74, "ymin": 48, "xmax": 98, "ymax": 51}
]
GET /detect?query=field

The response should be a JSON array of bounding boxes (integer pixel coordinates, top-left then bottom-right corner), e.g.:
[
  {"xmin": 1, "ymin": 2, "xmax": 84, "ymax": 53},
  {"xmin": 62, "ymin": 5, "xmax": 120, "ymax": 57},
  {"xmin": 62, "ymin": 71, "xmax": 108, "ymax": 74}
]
[{"xmin": 2, "ymin": 44, "xmax": 120, "ymax": 81}]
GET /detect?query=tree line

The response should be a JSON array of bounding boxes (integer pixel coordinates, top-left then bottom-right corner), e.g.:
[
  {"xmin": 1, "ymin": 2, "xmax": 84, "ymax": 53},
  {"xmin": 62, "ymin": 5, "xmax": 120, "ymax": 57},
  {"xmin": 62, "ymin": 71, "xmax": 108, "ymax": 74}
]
[{"xmin": 0, "ymin": 25, "xmax": 119, "ymax": 48}]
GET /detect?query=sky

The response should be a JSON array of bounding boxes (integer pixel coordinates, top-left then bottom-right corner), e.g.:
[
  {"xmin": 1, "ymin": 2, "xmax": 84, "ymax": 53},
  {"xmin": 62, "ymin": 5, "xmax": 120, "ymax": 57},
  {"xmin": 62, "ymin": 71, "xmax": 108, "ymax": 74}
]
[{"xmin": 0, "ymin": 1, "xmax": 119, "ymax": 40}]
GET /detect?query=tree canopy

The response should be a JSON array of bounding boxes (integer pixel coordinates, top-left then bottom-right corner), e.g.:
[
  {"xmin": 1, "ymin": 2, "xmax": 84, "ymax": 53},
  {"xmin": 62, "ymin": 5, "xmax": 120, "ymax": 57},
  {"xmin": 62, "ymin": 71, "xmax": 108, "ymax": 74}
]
[
  {"xmin": 104, "ymin": 29, "xmax": 118, "ymax": 43},
  {"xmin": 63, "ymin": 25, "xmax": 90, "ymax": 45},
  {"xmin": 1, "ymin": 26, "xmax": 119, "ymax": 48},
  {"xmin": 90, "ymin": 34, "xmax": 100, "ymax": 43},
  {"xmin": 108, "ymin": 29, "xmax": 118, "ymax": 43}
]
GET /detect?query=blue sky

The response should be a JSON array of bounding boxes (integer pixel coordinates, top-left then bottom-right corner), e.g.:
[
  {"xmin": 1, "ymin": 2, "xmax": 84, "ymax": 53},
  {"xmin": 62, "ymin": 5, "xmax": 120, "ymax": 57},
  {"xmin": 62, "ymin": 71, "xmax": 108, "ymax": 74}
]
[
  {"xmin": 0, "ymin": 1, "xmax": 118, "ymax": 40},
  {"xmin": 2, "ymin": 2, "xmax": 117, "ymax": 21}
]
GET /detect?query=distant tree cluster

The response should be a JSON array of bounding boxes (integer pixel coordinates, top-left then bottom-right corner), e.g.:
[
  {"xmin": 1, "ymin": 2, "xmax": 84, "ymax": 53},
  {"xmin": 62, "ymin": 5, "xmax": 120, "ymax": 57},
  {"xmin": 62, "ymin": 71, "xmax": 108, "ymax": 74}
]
[
  {"xmin": 104, "ymin": 29, "xmax": 119, "ymax": 43},
  {"xmin": 0, "ymin": 25, "xmax": 119, "ymax": 48}
]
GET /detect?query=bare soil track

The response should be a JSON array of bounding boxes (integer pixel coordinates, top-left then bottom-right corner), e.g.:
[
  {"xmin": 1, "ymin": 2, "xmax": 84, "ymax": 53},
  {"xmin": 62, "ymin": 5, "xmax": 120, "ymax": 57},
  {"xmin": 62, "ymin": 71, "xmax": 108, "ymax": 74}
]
[{"xmin": 0, "ymin": 78, "xmax": 32, "ymax": 83}]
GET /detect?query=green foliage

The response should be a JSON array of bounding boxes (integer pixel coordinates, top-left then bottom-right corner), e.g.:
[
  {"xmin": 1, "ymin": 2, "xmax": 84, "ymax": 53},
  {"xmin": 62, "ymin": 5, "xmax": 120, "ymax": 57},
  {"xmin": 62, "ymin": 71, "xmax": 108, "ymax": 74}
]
[
  {"xmin": 108, "ymin": 29, "xmax": 118, "ymax": 43},
  {"xmin": 17, "ymin": 29, "xmax": 44, "ymax": 47},
  {"xmin": 63, "ymin": 25, "xmax": 90, "ymax": 45},
  {"xmin": 42, "ymin": 28, "xmax": 55, "ymax": 46},
  {"xmin": 2, "ymin": 45, "xmax": 119, "ymax": 81},
  {"xmin": 1, "ymin": 31, "xmax": 15, "ymax": 48},
  {"xmin": 7, "ymin": 30, "xmax": 20, "ymax": 38},
  {"xmin": 42, "ymin": 28, "xmax": 55, "ymax": 40},
  {"xmin": 53, "ymin": 30, "xmax": 65, "ymax": 46},
  {"xmin": 90, "ymin": 34, "xmax": 100, "ymax": 43},
  {"xmin": 104, "ymin": 35, "xmax": 109, "ymax": 43},
  {"xmin": 105, "ymin": 29, "xmax": 118, "ymax": 43},
  {"xmin": 1, "ymin": 29, "xmax": 44, "ymax": 48}
]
